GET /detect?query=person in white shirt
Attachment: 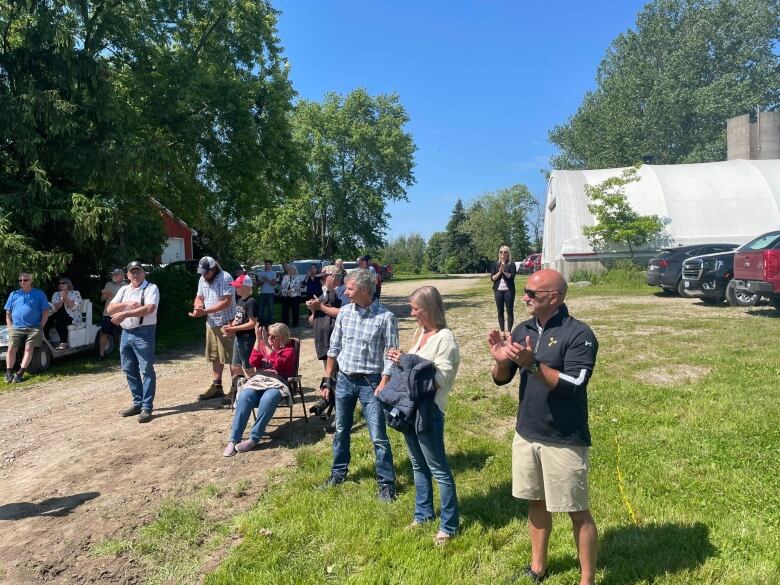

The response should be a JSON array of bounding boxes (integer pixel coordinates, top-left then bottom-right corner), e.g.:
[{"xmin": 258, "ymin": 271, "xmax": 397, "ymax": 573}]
[
  {"xmin": 387, "ymin": 285, "xmax": 460, "ymax": 545},
  {"xmin": 107, "ymin": 261, "xmax": 160, "ymax": 423},
  {"xmin": 48, "ymin": 277, "xmax": 83, "ymax": 350}
]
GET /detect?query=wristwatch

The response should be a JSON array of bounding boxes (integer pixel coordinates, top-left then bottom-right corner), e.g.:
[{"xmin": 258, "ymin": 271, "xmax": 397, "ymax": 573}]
[{"xmin": 527, "ymin": 361, "xmax": 540, "ymax": 375}]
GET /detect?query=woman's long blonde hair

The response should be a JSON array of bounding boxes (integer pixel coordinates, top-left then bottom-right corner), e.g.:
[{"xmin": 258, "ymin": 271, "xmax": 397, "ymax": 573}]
[
  {"xmin": 497, "ymin": 245, "xmax": 512, "ymax": 263},
  {"xmin": 410, "ymin": 286, "xmax": 447, "ymax": 331}
]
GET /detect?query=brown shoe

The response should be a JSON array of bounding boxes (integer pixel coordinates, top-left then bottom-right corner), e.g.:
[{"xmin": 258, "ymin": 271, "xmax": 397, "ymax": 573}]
[{"xmin": 198, "ymin": 383, "xmax": 225, "ymax": 400}]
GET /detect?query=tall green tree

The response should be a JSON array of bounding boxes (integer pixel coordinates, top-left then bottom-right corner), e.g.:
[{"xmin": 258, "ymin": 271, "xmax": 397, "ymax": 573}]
[
  {"xmin": 443, "ymin": 199, "xmax": 480, "ymax": 273},
  {"xmin": 291, "ymin": 89, "xmax": 416, "ymax": 258},
  {"xmin": 549, "ymin": 0, "xmax": 780, "ymax": 169},
  {"xmin": 425, "ymin": 231, "xmax": 448, "ymax": 273},
  {"xmin": 582, "ymin": 166, "xmax": 664, "ymax": 260},
  {"xmin": 465, "ymin": 184, "xmax": 535, "ymax": 262},
  {"xmin": 0, "ymin": 0, "xmax": 297, "ymax": 288}
]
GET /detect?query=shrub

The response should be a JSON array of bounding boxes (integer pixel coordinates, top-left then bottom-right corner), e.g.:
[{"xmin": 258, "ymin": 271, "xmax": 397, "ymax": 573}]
[
  {"xmin": 570, "ymin": 259, "xmax": 646, "ymax": 289},
  {"xmin": 147, "ymin": 267, "xmax": 200, "ymax": 331}
]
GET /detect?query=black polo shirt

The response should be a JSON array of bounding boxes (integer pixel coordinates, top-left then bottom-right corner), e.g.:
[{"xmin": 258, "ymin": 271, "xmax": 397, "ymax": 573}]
[{"xmin": 494, "ymin": 304, "xmax": 598, "ymax": 446}]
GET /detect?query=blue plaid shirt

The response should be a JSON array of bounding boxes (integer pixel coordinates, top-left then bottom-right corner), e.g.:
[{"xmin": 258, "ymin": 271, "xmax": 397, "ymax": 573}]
[
  {"xmin": 197, "ymin": 270, "xmax": 236, "ymax": 327},
  {"xmin": 328, "ymin": 300, "xmax": 398, "ymax": 376}
]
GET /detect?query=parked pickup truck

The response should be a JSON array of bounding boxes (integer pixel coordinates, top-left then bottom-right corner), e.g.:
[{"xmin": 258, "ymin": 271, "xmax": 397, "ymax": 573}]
[
  {"xmin": 682, "ymin": 249, "xmax": 759, "ymax": 306},
  {"xmin": 732, "ymin": 229, "xmax": 780, "ymax": 311}
]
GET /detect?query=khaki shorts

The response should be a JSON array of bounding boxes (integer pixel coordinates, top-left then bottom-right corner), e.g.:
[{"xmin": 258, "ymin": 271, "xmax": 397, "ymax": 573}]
[
  {"xmin": 205, "ymin": 325, "xmax": 234, "ymax": 364},
  {"xmin": 9, "ymin": 327, "xmax": 43, "ymax": 349},
  {"xmin": 512, "ymin": 432, "xmax": 590, "ymax": 512}
]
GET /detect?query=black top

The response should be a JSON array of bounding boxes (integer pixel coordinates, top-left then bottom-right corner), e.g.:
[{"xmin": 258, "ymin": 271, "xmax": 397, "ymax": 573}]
[
  {"xmin": 232, "ymin": 296, "xmax": 258, "ymax": 338},
  {"xmin": 494, "ymin": 304, "xmax": 599, "ymax": 446},
  {"xmin": 491, "ymin": 261, "xmax": 517, "ymax": 291}
]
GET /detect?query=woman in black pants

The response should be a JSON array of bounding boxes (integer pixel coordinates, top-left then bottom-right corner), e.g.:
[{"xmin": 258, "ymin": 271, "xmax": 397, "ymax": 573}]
[{"xmin": 490, "ymin": 245, "xmax": 517, "ymax": 335}]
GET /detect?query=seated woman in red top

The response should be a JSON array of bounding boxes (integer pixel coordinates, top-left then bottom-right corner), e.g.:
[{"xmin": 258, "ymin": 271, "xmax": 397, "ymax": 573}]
[{"xmin": 224, "ymin": 323, "xmax": 295, "ymax": 456}]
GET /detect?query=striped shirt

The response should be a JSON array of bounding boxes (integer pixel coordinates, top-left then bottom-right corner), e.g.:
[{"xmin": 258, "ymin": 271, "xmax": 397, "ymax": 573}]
[
  {"xmin": 197, "ymin": 270, "xmax": 236, "ymax": 327},
  {"xmin": 328, "ymin": 300, "xmax": 398, "ymax": 377}
]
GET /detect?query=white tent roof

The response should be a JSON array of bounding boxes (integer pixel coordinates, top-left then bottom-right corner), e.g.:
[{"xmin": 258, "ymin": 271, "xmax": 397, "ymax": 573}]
[{"xmin": 543, "ymin": 159, "xmax": 780, "ymax": 263}]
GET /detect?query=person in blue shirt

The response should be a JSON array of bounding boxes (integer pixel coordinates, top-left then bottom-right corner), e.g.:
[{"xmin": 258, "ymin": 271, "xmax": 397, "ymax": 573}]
[{"xmin": 4, "ymin": 272, "xmax": 50, "ymax": 383}]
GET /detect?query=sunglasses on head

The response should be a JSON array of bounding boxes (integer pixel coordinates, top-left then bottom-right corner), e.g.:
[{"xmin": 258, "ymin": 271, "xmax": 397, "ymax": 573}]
[{"xmin": 524, "ymin": 288, "xmax": 557, "ymax": 299}]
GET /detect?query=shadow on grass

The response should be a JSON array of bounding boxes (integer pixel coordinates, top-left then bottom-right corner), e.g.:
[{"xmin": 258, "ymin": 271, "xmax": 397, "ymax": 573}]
[
  {"xmin": 459, "ymin": 479, "xmax": 528, "ymax": 529},
  {"xmin": 0, "ymin": 491, "xmax": 100, "ymax": 520},
  {"xmin": 600, "ymin": 522, "xmax": 716, "ymax": 585},
  {"xmin": 745, "ymin": 308, "xmax": 780, "ymax": 319}
]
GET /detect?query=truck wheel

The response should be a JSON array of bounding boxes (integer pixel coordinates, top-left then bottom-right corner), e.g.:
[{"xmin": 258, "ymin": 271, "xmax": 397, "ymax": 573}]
[
  {"xmin": 771, "ymin": 295, "xmax": 780, "ymax": 311},
  {"xmin": 725, "ymin": 280, "xmax": 758, "ymax": 307},
  {"xmin": 27, "ymin": 345, "xmax": 53, "ymax": 374},
  {"xmin": 676, "ymin": 279, "xmax": 690, "ymax": 298}
]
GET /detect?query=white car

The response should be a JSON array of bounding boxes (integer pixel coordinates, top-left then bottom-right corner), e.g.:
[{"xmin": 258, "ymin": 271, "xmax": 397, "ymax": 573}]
[{"xmin": 0, "ymin": 299, "xmax": 114, "ymax": 373}]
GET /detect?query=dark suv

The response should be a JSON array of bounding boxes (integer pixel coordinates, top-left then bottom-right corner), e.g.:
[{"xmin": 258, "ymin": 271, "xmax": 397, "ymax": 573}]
[
  {"xmin": 681, "ymin": 249, "xmax": 759, "ymax": 306},
  {"xmin": 647, "ymin": 243, "xmax": 738, "ymax": 296}
]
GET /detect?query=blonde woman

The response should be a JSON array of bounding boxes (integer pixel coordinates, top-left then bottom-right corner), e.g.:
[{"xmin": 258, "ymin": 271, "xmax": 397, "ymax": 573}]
[
  {"xmin": 224, "ymin": 323, "xmax": 295, "ymax": 456},
  {"xmin": 387, "ymin": 286, "xmax": 461, "ymax": 545},
  {"xmin": 490, "ymin": 245, "xmax": 517, "ymax": 334},
  {"xmin": 48, "ymin": 277, "xmax": 83, "ymax": 349}
]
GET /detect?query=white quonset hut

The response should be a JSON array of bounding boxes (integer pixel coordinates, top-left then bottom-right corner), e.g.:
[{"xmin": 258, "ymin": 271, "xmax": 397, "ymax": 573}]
[{"xmin": 542, "ymin": 159, "xmax": 780, "ymax": 279}]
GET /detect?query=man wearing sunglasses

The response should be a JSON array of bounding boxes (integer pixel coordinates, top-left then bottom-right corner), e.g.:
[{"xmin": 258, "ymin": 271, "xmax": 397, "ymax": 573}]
[
  {"xmin": 4, "ymin": 272, "xmax": 50, "ymax": 383},
  {"xmin": 488, "ymin": 269, "xmax": 599, "ymax": 585}
]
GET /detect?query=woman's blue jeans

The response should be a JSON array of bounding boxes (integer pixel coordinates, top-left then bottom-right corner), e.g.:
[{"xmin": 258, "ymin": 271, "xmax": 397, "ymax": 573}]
[
  {"xmin": 403, "ymin": 404, "xmax": 459, "ymax": 535},
  {"xmin": 230, "ymin": 387, "xmax": 283, "ymax": 443}
]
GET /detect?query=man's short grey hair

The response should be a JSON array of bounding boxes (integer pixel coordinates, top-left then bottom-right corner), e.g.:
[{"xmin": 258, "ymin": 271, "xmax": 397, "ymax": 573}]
[
  {"xmin": 18, "ymin": 271, "xmax": 32, "ymax": 280},
  {"xmin": 331, "ymin": 271, "xmax": 343, "ymax": 284},
  {"xmin": 347, "ymin": 268, "xmax": 375, "ymax": 297}
]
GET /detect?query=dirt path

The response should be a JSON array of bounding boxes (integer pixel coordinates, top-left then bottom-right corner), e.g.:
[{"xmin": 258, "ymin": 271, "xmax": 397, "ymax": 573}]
[{"xmin": 0, "ymin": 276, "xmax": 484, "ymax": 584}]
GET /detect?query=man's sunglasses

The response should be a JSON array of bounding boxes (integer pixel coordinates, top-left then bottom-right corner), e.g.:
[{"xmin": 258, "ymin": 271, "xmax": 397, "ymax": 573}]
[
  {"xmin": 524, "ymin": 288, "xmax": 558, "ymax": 299},
  {"xmin": 18, "ymin": 278, "xmax": 30, "ymax": 282}
]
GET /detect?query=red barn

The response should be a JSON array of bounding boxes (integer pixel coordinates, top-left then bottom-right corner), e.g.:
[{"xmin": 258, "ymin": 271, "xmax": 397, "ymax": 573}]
[{"xmin": 151, "ymin": 199, "xmax": 197, "ymax": 264}]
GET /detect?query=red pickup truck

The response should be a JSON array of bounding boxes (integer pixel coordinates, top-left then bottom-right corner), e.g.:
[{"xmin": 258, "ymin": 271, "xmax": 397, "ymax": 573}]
[{"xmin": 733, "ymin": 229, "xmax": 780, "ymax": 311}]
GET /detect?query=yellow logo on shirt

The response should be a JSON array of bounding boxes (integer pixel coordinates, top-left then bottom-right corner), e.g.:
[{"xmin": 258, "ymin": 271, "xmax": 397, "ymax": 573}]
[{"xmin": 548, "ymin": 337, "xmax": 557, "ymax": 346}]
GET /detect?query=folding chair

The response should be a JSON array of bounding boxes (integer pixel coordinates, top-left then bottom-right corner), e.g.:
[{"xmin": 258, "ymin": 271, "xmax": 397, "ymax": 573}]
[{"xmin": 252, "ymin": 337, "xmax": 308, "ymax": 445}]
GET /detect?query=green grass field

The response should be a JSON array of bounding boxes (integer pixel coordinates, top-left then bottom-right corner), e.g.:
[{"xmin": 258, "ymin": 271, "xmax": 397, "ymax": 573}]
[{"xmin": 94, "ymin": 279, "xmax": 780, "ymax": 584}]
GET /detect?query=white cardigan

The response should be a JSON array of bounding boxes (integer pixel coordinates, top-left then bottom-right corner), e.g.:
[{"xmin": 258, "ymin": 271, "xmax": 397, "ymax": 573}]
[{"xmin": 409, "ymin": 327, "xmax": 460, "ymax": 412}]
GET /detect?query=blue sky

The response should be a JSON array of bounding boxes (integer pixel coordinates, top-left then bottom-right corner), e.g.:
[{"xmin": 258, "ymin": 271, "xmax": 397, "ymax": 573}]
[{"xmin": 275, "ymin": 0, "xmax": 648, "ymax": 240}]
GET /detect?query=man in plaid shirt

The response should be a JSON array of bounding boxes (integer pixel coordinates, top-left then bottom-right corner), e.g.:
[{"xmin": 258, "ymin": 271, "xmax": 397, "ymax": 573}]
[
  {"xmin": 320, "ymin": 269, "xmax": 399, "ymax": 501},
  {"xmin": 188, "ymin": 256, "xmax": 236, "ymax": 401}
]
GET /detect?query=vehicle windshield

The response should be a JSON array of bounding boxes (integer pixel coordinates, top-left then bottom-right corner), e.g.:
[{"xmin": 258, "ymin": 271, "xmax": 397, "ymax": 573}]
[{"xmin": 741, "ymin": 231, "xmax": 780, "ymax": 251}]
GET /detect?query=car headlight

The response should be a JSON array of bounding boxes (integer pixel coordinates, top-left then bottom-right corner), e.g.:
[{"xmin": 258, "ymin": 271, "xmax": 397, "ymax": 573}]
[{"xmin": 714, "ymin": 260, "xmax": 724, "ymax": 271}]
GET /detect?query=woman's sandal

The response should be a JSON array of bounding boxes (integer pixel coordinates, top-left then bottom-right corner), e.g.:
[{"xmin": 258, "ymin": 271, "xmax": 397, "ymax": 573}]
[{"xmin": 433, "ymin": 531, "xmax": 452, "ymax": 546}]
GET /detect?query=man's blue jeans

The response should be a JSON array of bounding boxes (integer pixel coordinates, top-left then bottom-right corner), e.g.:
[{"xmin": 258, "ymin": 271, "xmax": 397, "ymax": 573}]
[
  {"xmin": 258, "ymin": 293, "xmax": 274, "ymax": 326},
  {"xmin": 332, "ymin": 372, "xmax": 395, "ymax": 486},
  {"xmin": 120, "ymin": 326, "xmax": 156, "ymax": 412},
  {"xmin": 230, "ymin": 387, "xmax": 283, "ymax": 443},
  {"xmin": 403, "ymin": 404, "xmax": 459, "ymax": 535}
]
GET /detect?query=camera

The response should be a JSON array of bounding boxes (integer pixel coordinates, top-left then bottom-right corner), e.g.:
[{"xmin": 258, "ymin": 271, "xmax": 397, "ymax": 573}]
[
  {"xmin": 309, "ymin": 377, "xmax": 335, "ymax": 420},
  {"xmin": 309, "ymin": 396, "xmax": 333, "ymax": 420}
]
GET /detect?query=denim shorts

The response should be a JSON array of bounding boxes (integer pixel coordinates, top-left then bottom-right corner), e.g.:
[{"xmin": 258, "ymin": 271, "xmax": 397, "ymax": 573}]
[{"xmin": 231, "ymin": 334, "xmax": 254, "ymax": 368}]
